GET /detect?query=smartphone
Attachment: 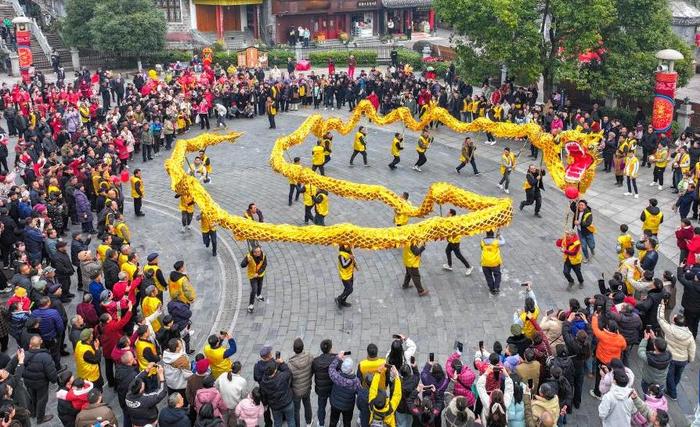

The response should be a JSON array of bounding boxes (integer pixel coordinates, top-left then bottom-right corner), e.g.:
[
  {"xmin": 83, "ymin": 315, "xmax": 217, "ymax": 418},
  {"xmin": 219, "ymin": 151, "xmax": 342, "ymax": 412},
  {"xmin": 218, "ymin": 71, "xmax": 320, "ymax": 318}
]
[
  {"xmin": 392, "ymin": 334, "xmax": 401, "ymax": 340},
  {"xmin": 453, "ymin": 340, "xmax": 463, "ymax": 353},
  {"xmin": 429, "ymin": 352, "xmax": 434, "ymax": 362},
  {"xmin": 546, "ymin": 309, "xmax": 554, "ymax": 317},
  {"xmin": 645, "ymin": 325, "xmax": 652, "ymax": 333},
  {"xmin": 275, "ymin": 351, "xmax": 281, "ymax": 359},
  {"xmin": 520, "ymin": 283, "xmax": 529, "ymax": 287},
  {"xmin": 343, "ymin": 351, "xmax": 352, "ymax": 356},
  {"xmin": 478, "ymin": 340, "xmax": 484, "ymax": 350},
  {"xmin": 219, "ymin": 330, "xmax": 227, "ymax": 336},
  {"xmin": 410, "ymin": 356, "xmax": 415, "ymax": 364}
]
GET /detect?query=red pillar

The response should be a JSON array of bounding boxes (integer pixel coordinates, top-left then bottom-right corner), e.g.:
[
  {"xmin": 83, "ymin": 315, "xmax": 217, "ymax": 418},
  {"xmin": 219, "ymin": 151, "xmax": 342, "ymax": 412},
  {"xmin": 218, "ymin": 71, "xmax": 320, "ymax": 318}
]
[
  {"xmin": 215, "ymin": 5, "xmax": 224, "ymax": 41},
  {"xmin": 428, "ymin": 8, "xmax": 435, "ymax": 32}
]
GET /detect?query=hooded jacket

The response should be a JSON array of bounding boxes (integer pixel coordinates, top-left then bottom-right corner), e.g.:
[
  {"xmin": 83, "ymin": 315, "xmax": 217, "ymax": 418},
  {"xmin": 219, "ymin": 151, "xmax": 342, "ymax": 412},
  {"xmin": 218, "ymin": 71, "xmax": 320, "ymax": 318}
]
[
  {"xmin": 328, "ymin": 357, "xmax": 360, "ymax": 412},
  {"xmin": 260, "ymin": 362, "xmax": 293, "ymax": 411},
  {"xmin": 311, "ymin": 352, "xmax": 336, "ymax": 397},
  {"xmin": 125, "ymin": 376, "xmax": 168, "ymax": 426},
  {"xmin": 288, "ymin": 351, "xmax": 313, "ymax": 398},
  {"xmin": 609, "ymin": 310, "xmax": 642, "ymax": 346},
  {"xmin": 195, "ymin": 387, "xmax": 228, "ymax": 419},
  {"xmin": 440, "ymin": 396, "xmax": 476, "ymax": 427},
  {"xmin": 236, "ymin": 395, "xmax": 265, "ymax": 427},
  {"xmin": 637, "ymin": 338, "xmax": 672, "ymax": 386},
  {"xmin": 445, "ymin": 352, "xmax": 476, "ymax": 408},
  {"xmin": 591, "ymin": 315, "xmax": 627, "ymax": 364},
  {"xmin": 22, "ymin": 347, "xmax": 57, "ymax": 389},
  {"xmin": 162, "ymin": 348, "xmax": 193, "ymax": 390},
  {"xmin": 658, "ymin": 302, "xmax": 696, "ymax": 362},
  {"xmin": 158, "ymin": 406, "xmax": 191, "ymax": 427},
  {"xmin": 599, "ymin": 367, "xmax": 635, "ymax": 395},
  {"xmin": 598, "ymin": 383, "xmax": 636, "ymax": 427}
]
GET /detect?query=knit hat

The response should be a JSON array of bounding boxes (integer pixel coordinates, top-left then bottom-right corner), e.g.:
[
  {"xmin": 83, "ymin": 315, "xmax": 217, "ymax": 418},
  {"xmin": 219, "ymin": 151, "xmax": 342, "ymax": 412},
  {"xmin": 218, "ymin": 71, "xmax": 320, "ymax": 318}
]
[
  {"xmin": 100, "ymin": 290, "xmax": 112, "ymax": 302},
  {"xmin": 259, "ymin": 345, "xmax": 272, "ymax": 358},
  {"xmin": 31, "ymin": 276, "xmax": 46, "ymax": 292},
  {"xmin": 43, "ymin": 266, "xmax": 55, "ymax": 274},
  {"xmin": 341, "ymin": 358, "xmax": 354, "ymax": 375},
  {"xmin": 14, "ymin": 287, "xmax": 26, "ymax": 297},
  {"xmin": 195, "ymin": 358, "xmax": 210, "ymax": 374},
  {"xmin": 80, "ymin": 328, "xmax": 92, "ymax": 341},
  {"xmin": 147, "ymin": 253, "xmax": 158, "ymax": 262},
  {"xmin": 510, "ymin": 324, "xmax": 522, "ymax": 336}
]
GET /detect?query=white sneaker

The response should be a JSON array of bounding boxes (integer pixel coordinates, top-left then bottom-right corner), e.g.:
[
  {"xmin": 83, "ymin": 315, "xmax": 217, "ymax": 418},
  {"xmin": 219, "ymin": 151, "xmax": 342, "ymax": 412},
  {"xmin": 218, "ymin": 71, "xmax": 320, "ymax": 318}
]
[
  {"xmin": 465, "ymin": 266, "xmax": 474, "ymax": 276},
  {"xmin": 504, "ymin": 189, "xmax": 510, "ymax": 194},
  {"xmin": 247, "ymin": 304, "xmax": 254, "ymax": 313},
  {"xmin": 415, "ymin": 167, "xmax": 422, "ymax": 172},
  {"xmin": 442, "ymin": 264, "xmax": 453, "ymax": 271},
  {"xmin": 180, "ymin": 226, "xmax": 186, "ymax": 233},
  {"xmin": 497, "ymin": 184, "xmax": 503, "ymax": 190},
  {"xmin": 412, "ymin": 165, "xmax": 418, "ymax": 170},
  {"xmin": 634, "ymin": 194, "xmax": 639, "ymax": 198},
  {"xmin": 256, "ymin": 295, "xmax": 265, "ymax": 302},
  {"xmin": 658, "ymin": 185, "xmax": 663, "ymax": 190},
  {"xmin": 624, "ymin": 192, "xmax": 632, "ymax": 196},
  {"xmin": 648, "ymin": 182, "xmax": 656, "ymax": 186}
]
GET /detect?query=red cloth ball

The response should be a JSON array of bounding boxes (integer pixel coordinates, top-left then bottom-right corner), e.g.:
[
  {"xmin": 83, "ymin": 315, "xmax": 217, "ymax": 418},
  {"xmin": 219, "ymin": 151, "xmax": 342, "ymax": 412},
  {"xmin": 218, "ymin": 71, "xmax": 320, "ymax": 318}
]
[{"xmin": 564, "ymin": 186, "xmax": 579, "ymax": 200}]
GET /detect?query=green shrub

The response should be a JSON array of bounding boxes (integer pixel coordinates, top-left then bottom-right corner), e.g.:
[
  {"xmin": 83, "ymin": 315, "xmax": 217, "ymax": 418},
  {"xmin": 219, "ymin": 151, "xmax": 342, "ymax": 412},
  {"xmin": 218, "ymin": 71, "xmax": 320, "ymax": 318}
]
[
  {"xmin": 398, "ymin": 49, "xmax": 423, "ymax": 70},
  {"xmin": 599, "ymin": 107, "xmax": 640, "ymax": 128},
  {"xmin": 268, "ymin": 49, "xmax": 295, "ymax": 66},
  {"xmin": 213, "ymin": 51, "xmax": 234, "ymax": 69},
  {"xmin": 142, "ymin": 50, "xmax": 192, "ymax": 67},
  {"xmin": 430, "ymin": 61, "xmax": 450, "ymax": 77},
  {"xmin": 308, "ymin": 50, "xmax": 377, "ymax": 66}
]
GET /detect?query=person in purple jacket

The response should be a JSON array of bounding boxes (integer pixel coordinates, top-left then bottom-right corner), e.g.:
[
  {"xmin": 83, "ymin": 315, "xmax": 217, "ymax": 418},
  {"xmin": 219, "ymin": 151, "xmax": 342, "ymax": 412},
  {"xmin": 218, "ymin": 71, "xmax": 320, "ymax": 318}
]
[
  {"xmin": 73, "ymin": 183, "xmax": 94, "ymax": 233},
  {"xmin": 31, "ymin": 296, "xmax": 64, "ymax": 370},
  {"xmin": 328, "ymin": 353, "xmax": 361, "ymax": 427}
]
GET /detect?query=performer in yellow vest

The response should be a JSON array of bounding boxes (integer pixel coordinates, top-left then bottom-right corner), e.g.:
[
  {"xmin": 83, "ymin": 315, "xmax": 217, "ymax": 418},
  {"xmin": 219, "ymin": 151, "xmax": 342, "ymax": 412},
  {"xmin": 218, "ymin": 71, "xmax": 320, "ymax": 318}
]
[
  {"xmin": 241, "ymin": 246, "xmax": 267, "ymax": 313},
  {"xmin": 672, "ymin": 146, "xmax": 690, "ymax": 192},
  {"xmin": 203, "ymin": 332, "xmax": 237, "ymax": 379},
  {"xmin": 96, "ymin": 235, "xmax": 112, "ymax": 262},
  {"xmin": 649, "ymin": 142, "xmax": 669, "ymax": 191},
  {"xmin": 168, "ymin": 260, "xmax": 196, "ymax": 305},
  {"xmin": 480, "ymin": 230, "xmax": 504, "ymax": 294},
  {"xmin": 616, "ymin": 224, "xmax": 633, "ymax": 264},
  {"xmin": 623, "ymin": 150, "xmax": 640, "ymax": 198},
  {"xmin": 498, "ymin": 147, "xmax": 516, "ymax": 194},
  {"xmin": 143, "ymin": 253, "xmax": 168, "ymax": 298},
  {"xmin": 141, "ymin": 286, "xmax": 162, "ymax": 332},
  {"xmin": 121, "ymin": 252, "xmax": 138, "ymax": 281},
  {"xmin": 177, "ymin": 192, "xmax": 195, "ymax": 232},
  {"xmin": 456, "ymin": 137, "xmax": 479, "ymax": 175},
  {"xmin": 199, "ymin": 149, "xmax": 212, "ymax": 174},
  {"xmin": 313, "ymin": 190, "xmax": 329, "ymax": 226},
  {"xmin": 388, "ymin": 132, "xmax": 404, "ymax": 170},
  {"xmin": 401, "ymin": 242, "xmax": 429, "ymax": 296},
  {"xmin": 130, "ymin": 168, "xmax": 145, "ymax": 216},
  {"xmin": 321, "ymin": 132, "xmax": 333, "ymax": 165},
  {"xmin": 301, "ymin": 183, "xmax": 317, "ymax": 225},
  {"xmin": 74, "ymin": 329, "xmax": 102, "ymax": 385},
  {"xmin": 134, "ymin": 325, "xmax": 159, "ymax": 371},
  {"xmin": 394, "ymin": 192, "xmax": 410, "ymax": 227},
  {"xmin": 413, "ymin": 128, "xmax": 432, "ymax": 172},
  {"xmin": 312, "ymin": 140, "xmax": 326, "ymax": 175},
  {"xmin": 336, "ymin": 245, "xmax": 356, "ymax": 308},
  {"xmin": 640, "ymin": 198, "xmax": 663, "ymax": 236},
  {"xmin": 200, "ymin": 213, "xmax": 218, "ymax": 256},
  {"xmin": 350, "ymin": 126, "xmax": 368, "ymax": 166},
  {"xmin": 442, "ymin": 209, "xmax": 474, "ymax": 275},
  {"xmin": 556, "ymin": 230, "xmax": 584, "ymax": 289},
  {"xmin": 113, "ymin": 214, "xmax": 130, "ymax": 244}
]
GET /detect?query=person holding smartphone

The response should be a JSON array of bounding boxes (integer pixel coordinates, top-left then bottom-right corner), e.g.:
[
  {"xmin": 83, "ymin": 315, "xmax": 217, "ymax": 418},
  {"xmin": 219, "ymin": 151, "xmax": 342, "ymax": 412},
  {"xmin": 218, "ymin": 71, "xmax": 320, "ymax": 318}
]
[{"xmin": 328, "ymin": 351, "xmax": 361, "ymax": 427}]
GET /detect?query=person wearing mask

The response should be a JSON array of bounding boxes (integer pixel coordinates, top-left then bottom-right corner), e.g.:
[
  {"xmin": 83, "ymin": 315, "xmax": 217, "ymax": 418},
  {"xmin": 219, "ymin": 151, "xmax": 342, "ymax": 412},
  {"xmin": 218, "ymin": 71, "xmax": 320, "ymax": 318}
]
[
  {"xmin": 329, "ymin": 352, "xmax": 361, "ymax": 427},
  {"xmin": 260, "ymin": 355, "xmax": 295, "ymax": 427},
  {"xmin": 312, "ymin": 339, "xmax": 336, "ymax": 427},
  {"xmin": 22, "ymin": 336, "xmax": 56, "ymax": 424},
  {"xmin": 125, "ymin": 365, "xmax": 168, "ymax": 427},
  {"xmin": 215, "ymin": 361, "xmax": 247, "ymax": 426},
  {"xmin": 401, "ymin": 242, "xmax": 429, "ymax": 297},
  {"xmin": 288, "ymin": 338, "xmax": 313, "ymax": 427}
]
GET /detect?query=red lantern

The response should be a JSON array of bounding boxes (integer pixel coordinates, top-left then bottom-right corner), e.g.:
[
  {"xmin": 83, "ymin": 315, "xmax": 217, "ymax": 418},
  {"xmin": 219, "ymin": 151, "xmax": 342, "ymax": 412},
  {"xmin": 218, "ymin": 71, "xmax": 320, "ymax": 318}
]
[
  {"xmin": 564, "ymin": 186, "xmax": 579, "ymax": 200},
  {"xmin": 120, "ymin": 170, "xmax": 130, "ymax": 183}
]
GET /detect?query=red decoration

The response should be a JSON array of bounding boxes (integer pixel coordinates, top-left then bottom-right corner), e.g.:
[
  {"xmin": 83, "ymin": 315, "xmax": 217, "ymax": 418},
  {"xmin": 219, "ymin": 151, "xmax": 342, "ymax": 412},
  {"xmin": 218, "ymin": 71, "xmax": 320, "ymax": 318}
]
[
  {"xmin": 120, "ymin": 170, "xmax": 130, "ymax": 183},
  {"xmin": 652, "ymin": 71, "xmax": 678, "ymax": 134},
  {"xmin": 564, "ymin": 186, "xmax": 579, "ymax": 200}
]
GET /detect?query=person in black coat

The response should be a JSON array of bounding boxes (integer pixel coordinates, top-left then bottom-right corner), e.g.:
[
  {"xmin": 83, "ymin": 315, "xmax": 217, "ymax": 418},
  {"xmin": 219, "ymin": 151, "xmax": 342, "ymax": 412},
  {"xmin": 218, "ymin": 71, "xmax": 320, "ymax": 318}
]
[
  {"xmin": 101, "ymin": 249, "xmax": 120, "ymax": 291},
  {"xmin": 22, "ymin": 336, "xmax": 58, "ymax": 423},
  {"xmin": 636, "ymin": 280, "xmax": 668, "ymax": 331},
  {"xmin": 260, "ymin": 360, "xmax": 294, "ymax": 427},
  {"xmin": 115, "ymin": 350, "xmax": 139, "ymax": 427},
  {"xmin": 70, "ymin": 232, "xmax": 89, "ymax": 291},
  {"xmin": 51, "ymin": 241, "xmax": 75, "ymax": 299},
  {"xmin": 311, "ymin": 339, "xmax": 336, "ymax": 427},
  {"xmin": 158, "ymin": 392, "xmax": 191, "ymax": 427}
]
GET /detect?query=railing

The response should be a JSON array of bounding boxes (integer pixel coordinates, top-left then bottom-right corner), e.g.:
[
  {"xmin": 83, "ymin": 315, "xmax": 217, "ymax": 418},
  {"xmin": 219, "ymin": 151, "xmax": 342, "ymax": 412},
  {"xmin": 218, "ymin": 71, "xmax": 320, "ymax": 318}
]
[{"xmin": 8, "ymin": 0, "xmax": 52, "ymax": 62}]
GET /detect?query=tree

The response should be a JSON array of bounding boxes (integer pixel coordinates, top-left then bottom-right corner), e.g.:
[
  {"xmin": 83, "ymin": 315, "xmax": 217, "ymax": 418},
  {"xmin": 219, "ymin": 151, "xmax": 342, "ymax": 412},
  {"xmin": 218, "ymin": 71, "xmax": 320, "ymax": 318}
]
[
  {"xmin": 435, "ymin": 0, "xmax": 617, "ymax": 98},
  {"xmin": 61, "ymin": 0, "xmax": 98, "ymax": 49},
  {"xmin": 559, "ymin": 0, "xmax": 694, "ymax": 103},
  {"xmin": 89, "ymin": 0, "xmax": 166, "ymax": 55}
]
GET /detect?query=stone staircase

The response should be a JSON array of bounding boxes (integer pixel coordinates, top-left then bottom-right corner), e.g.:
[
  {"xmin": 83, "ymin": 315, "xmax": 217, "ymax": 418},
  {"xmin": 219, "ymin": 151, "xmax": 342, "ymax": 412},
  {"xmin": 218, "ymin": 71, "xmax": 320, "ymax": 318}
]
[
  {"xmin": 44, "ymin": 31, "xmax": 72, "ymax": 71},
  {"xmin": 197, "ymin": 30, "xmax": 255, "ymax": 50}
]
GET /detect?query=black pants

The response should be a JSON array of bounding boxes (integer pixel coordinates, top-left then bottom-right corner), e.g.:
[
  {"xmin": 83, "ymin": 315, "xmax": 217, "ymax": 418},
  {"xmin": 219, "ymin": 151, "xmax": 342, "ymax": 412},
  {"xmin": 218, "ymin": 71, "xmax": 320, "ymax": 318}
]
[
  {"xmin": 294, "ymin": 395, "xmax": 312, "ymax": 427},
  {"xmin": 563, "ymin": 260, "xmax": 584, "ymax": 284},
  {"xmin": 27, "ymin": 384, "xmax": 49, "ymax": 419},
  {"xmin": 312, "ymin": 164, "xmax": 325, "ymax": 175},
  {"xmin": 520, "ymin": 190, "xmax": 542, "ymax": 214},
  {"xmin": 685, "ymin": 309, "xmax": 700, "ymax": 338},
  {"xmin": 603, "ymin": 152, "xmax": 613, "ymax": 172},
  {"xmin": 288, "ymin": 184, "xmax": 300, "ymax": 206},
  {"xmin": 572, "ymin": 363, "xmax": 584, "ymax": 409},
  {"xmin": 199, "ymin": 113, "xmax": 210, "ymax": 130},
  {"xmin": 75, "ymin": 265, "xmax": 83, "ymax": 290},
  {"xmin": 415, "ymin": 152, "xmax": 427, "ymax": 167},
  {"xmin": 304, "ymin": 205, "xmax": 315, "ymax": 224},
  {"xmin": 142, "ymin": 144, "xmax": 152, "ymax": 161},
  {"xmin": 1, "ymin": 242, "xmax": 12, "ymax": 268},
  {"xmin": 338, "ymin": 278, "xmax": 353, "ymax": 302},
  {"xmin": 268, "ymin": 114, "xmax": 276, "ymax": 129},
  {"xmin": 314, "ymin": 214, "xmax": 325, "ymax": 226},
  {"xmin": 593, "ymin": 359, "xmax": 604, "ymax": 397},
  {"xmin": 350, "ymin": 150, "xmax": 367, "ymax": 165},
  {"xmin": 482, "ymin": 266, "xmax": 501, "ymax": 292},
  {"xmin": 134, "ymin": 197, "xmax": 142, "ymax": 215},
  {"xmin": 626, "ymin": 176, "xmax": 638, "ymax": 194},
  {"xmin": 57, "ymin": 275, "xmax": 71, "ymax": 296},
  {"xmin": 388, "ymin": 155, "xmax": 400, "ymax": 169},
  {"xmin": 105, "ymin": 358, "xmax": 116, "ymax": 387},
  {"xmin": 181, "ymin": 212, "xmax": 193, "ymax": 227},
  {"xmin": 402, "ymin": 267, "xmax": 425, "ymax": 293},
  {"xmin": 329, "ymin": 406, "xmax": 353, "ymax": 427},
  {"xmin": 456, "ymin": 157, "xmax": 479, "ymax": 174},
  {"xmin": 249, "ymin": 277, "xmax": 264, "ymax": 305},
  {"xmin": 445, "ymin": 243, "xmax": 470, "ymax": 268},
  {"xmin": 653, "ymin": 167, "xmax": 665, "ymax": 185},
  {"xmin": 203, "ymin": 231, "xmax": 217, "ymax": 256}
]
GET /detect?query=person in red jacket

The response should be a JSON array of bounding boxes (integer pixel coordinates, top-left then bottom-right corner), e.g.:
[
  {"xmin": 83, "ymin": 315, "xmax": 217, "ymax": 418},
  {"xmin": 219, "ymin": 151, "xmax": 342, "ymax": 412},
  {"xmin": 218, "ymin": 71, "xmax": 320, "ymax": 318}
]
[
  {"xmin": 676, "ymin": 219, "xmax": 694, "ymax": 265},
  {"xmin": 96, "ymin": 301, "xmax": 133, "ymax": 388},
  {"xmin": 590, "ymin": 313, "xmax": 627, "ymax": 399},
  {"xmin": 685, "ymin": 227, "xmax": 700, "ymax": 267},
  {"xmin": 6, "ymin": 286, "xmax": 31, "ymax": 311}
]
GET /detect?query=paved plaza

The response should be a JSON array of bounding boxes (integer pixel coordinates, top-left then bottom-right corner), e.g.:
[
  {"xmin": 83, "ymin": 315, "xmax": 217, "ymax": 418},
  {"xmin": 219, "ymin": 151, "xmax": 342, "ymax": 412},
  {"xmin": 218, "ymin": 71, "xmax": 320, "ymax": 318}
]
[{"xmin": 31, "ymin": 106, "xmax": 698, "ymax": 426}]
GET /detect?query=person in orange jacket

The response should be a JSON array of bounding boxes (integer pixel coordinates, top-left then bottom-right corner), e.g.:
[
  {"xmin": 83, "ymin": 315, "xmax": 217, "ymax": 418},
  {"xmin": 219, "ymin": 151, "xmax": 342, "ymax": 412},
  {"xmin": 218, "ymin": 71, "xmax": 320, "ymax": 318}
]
[
  {"xmin": 556, "ymin": 230, "xmax": 584, "ymax": 290},
  {"xmin": 590, "ymin": 313, "xmax": 627, "ymax": 399}
]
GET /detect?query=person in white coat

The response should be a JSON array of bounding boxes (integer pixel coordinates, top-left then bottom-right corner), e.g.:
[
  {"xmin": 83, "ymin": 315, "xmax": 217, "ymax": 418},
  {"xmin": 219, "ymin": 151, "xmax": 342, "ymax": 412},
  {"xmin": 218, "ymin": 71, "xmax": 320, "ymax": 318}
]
[
  {"xmin": 598, "ymin": 370, "xmax": 637, "ymax": 427},
  {"xmin": 162, "ymin": 338, "xmax": 193, "ymax": 400},
  {"xmin": 216, "ymin": 360, "xmax": 247, "ymax": 426}
]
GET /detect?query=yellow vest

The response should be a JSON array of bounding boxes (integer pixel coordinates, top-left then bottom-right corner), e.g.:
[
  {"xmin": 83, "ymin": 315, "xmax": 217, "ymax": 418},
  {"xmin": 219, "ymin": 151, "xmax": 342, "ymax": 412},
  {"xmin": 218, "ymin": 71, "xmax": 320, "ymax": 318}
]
[
  {"xmin": 179, "ymin": 194, "xmax": 194, "ymax": 213},
  {"xmin": 74, "ymin": 341, "xmax": 100, "ymax": 381},
  {"xmin": 246, "ymin": 254, "xmax": 266, "ymax": 279},
  {"xmin": 316, "ymin": 194, "xmax": 329, "ymax": 216},
  {"xmin": 97, "ymin": 244, "xmax": 110, "ymax": 262},
  {"xmin": 480, "ymin": 240, "xmax": 501, "ymax": 267},
  {"xmin": 402, "ymin": 245, "xmax": 421, "ymax": 268},
  {"xmin": 417, "ymin": 135, "xmax": 430, "ymax": 153},
  {"xmin": 353, "ymin": 132, "xmax": 366, "ymax": 152},
  {"xmin": 118, "ymin": 253, "xmax": 128, "ymax": 268},
  {"xmin": 130, "ymin": 176, "xmax": 143, "ymax": 198},
  {"xmin": 143, "ymin": 264, "xmax": 166, "ymax": 292},
  {"xmin": 654, "ymin": 148, "xmax": 668, "ymax": 168},
  {"xmin": 617, "ymin": 234, "xmax": 633, "ymax": 262},
  {"xmin": 500, "ymin": 153, "xmax": 516, "ymax": 175},
  {"xmin": 391, "ymin": 137, "xmax": 402, "ymax": 157},
  {"xmin": 448, "ymin": 235, "xmax": 461, "ymax": 244},
  {"xmin": 168, "ymin": 274, "xmax": 196, "ymax": 303},
  {"xmin": 201, "ymin": 154, "xmax": 212, "ymax": 173},
  {"xmin": 203, "ymin": 343, "xmax": 232, "ymax": 379},
  {"xmin": 115, "ymin": 222, "xmax": 130, "ymax": 243},
  {"xmin": 679, "ymin": 153, "xmax": 690, "ymax": 174},
  {"xmin": 121, "ymin": 261, "xmax": 137, "ymax": 281},
  {"xmin": 312, "ymin": 145, "xmax": 325, "ymax": 166},
  {"xmin": 337, "ymin": 250, "xmax": 354, "ymax": 281},
  {"xmin": 563, "ymin": 239, "xmax": 583, "ymax": 265},
  {"xmin": 642, "ymin": 209, "xmax": 663, "ymax": 234},
  {"xmin": 141, "ymin": 296, "xmax": 161, "ymax": 331},
  {"xmin": 201, "ymin": 215, "xmax": 216, "ymax": 233},
  {"xmin": 135, "ymin": 338, "xmax": 157, "ymax": 372},
  {"xmin": 321, "ymin": 138, "xmax": 332, "ymax": 155},
  {"xmin": 394, "ymin": 211, "xmax": 408, "ymax": 226},
  {"xmin": 303, "ymin": 184, "xmax": 317, "ymax": 207}
]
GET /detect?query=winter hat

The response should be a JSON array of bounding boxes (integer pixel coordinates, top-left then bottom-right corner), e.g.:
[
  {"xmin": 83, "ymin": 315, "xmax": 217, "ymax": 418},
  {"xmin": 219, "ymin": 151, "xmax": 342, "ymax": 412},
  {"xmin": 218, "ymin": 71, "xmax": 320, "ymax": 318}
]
[
  {"xmin": 195, "ymin": 358, "xmax": 210, "ymax": 375},
  {"xmin": 259, "ymin": 345, "xmax": 272, "ymax": 358},
  {"xmin": 147, "ymin": 253, "xmax": 158, "ymax": 262},
  {"xmin": 80, "ymin": 328, "xmax": 92, "ymax": 342},
  {"xmin": 100, "ymin": 290, "xmax": 112, "ymax": 302},
  {"xmin": 31, "ymin": 276, "xmax": 46, "ymax": 292},
  {"xmin": 13, "ymin": 287, "xmax": 26, "ymax": 297},
  {"xmin": 341, "ymin": 357, "xmax": 354, "ymax": 375},
  {"xmin": 510, "ymin": 324, "xmax": 522, "ymax": 336}
]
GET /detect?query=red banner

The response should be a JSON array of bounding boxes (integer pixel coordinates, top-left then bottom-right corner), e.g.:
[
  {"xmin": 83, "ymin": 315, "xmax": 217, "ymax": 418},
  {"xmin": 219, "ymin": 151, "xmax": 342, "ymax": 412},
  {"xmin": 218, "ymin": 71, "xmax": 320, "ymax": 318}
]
[
  {"xmin": 652, "ymin": 71, "xmax": 677, "ymax": 134},
  {"xmin": 17, "ymin": 47, "xmax": 32, "ymax": 68},
  {"xmin": 15, "ymin": 31, "xmax": 29, "ymax": 46}
]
